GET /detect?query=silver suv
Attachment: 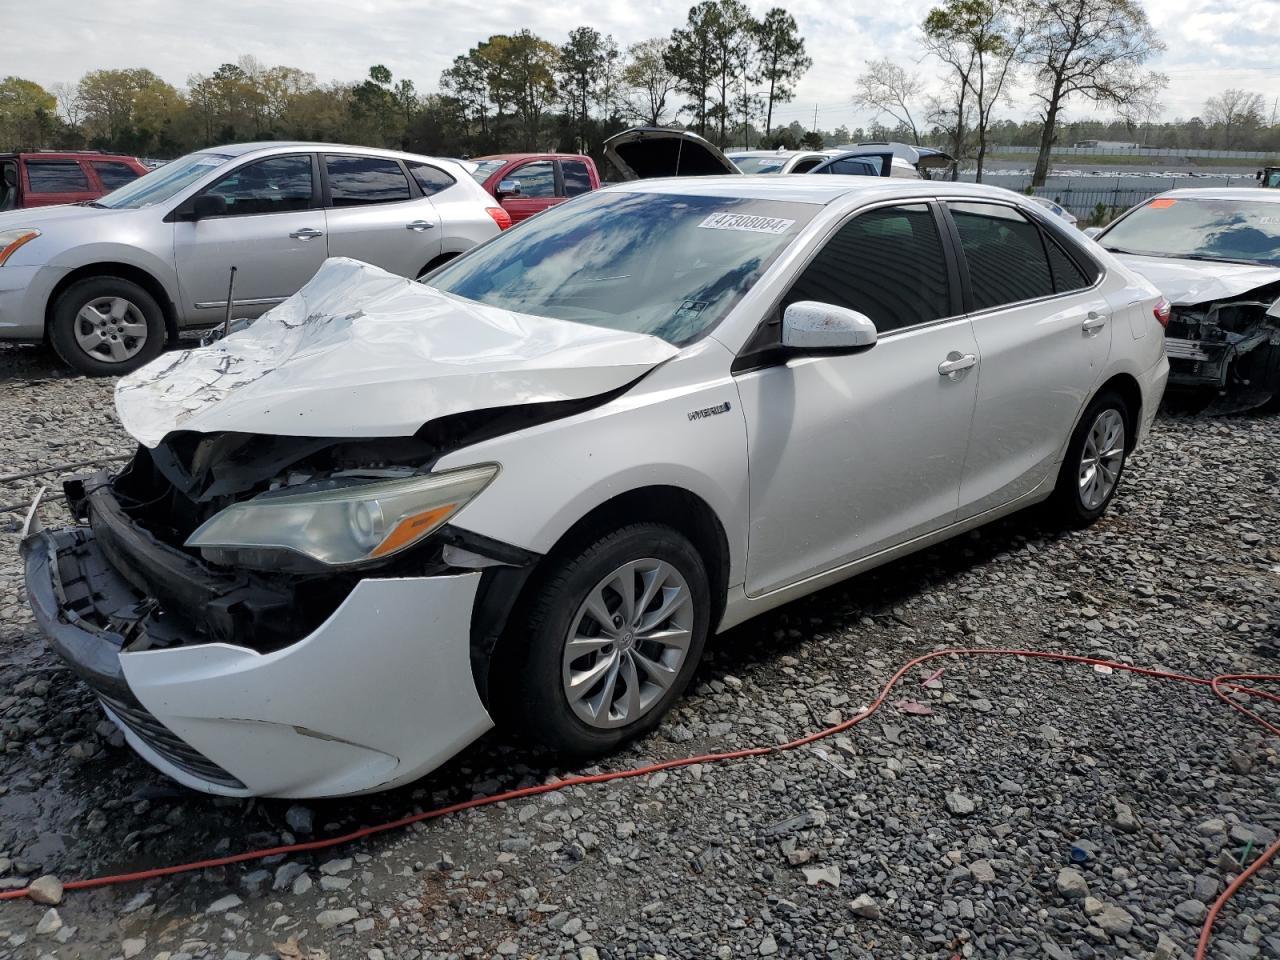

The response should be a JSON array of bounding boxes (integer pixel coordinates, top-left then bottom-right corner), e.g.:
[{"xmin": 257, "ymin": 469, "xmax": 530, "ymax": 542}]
[{"xmin": 0, "ymin": 142, "xmax": 505, "ymax": 375}]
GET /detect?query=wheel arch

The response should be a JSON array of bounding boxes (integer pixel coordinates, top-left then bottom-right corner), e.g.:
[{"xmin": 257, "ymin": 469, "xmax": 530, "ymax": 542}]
[
  {"xmin": 46, "ymin": 262, "xmax": 180, "ymax": 342},
  {"xmin": 470, "ymin": 484, "xmax": 731, "ymax": 707},
  {"xmin": 1093, "ymin": 372, "xmax": 1142, "ymax": 452},
  {"xmin": 416, "ymin": 251, "xmax": 460, "ymax": 279}
]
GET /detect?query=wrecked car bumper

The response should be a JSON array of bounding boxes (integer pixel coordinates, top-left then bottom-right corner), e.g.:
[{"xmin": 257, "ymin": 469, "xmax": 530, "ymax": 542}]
[{"xmin": 22, "ymin": 523, "xmax": 494, "ymax": 798}]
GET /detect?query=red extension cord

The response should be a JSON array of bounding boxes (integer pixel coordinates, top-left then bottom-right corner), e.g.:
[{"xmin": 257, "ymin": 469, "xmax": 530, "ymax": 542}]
[{"xmin": 2, "ymin": 648, "xmax": 1275, "ymax": 960}]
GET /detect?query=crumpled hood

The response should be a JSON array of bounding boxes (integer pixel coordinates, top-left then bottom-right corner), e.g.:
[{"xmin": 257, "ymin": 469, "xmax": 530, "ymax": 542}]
[
  {"xmin": 1113, "ymin": 254, "xmax": 1280, "ymax": 305},
  {"xmin": 115, "ymin": 258, "xmax": 679, "ymax": 448}
]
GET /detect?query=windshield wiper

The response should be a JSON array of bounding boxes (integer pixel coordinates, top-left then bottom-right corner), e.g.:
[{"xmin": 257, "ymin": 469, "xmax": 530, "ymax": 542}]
[
  {"xmin": 1177, "ymin": 254, "xmax": 1274, "ymax": 267},
  {"xmin": 77, "ymin": 200, "xmax": 108, "ymax": 208}
]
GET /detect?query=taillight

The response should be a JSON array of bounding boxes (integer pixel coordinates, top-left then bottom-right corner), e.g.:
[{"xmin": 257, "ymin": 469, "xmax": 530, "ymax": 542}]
[
  {"xmin": 1153, "ymin": 297, "xmax": 1171, "ymax": 329},
  {"xmin": 485, "ymin": 206, "xmax": 513, "ymax": 230}
]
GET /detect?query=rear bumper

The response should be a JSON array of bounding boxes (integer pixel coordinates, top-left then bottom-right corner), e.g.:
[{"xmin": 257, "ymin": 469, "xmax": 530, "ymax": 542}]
[
  {"xmin": 22, "ymin": 520, "xmax": 494, "ymax": 798},
  {"xmin": 1136, "ymin": 352, "xmax": 1169, "ymax": 446}
]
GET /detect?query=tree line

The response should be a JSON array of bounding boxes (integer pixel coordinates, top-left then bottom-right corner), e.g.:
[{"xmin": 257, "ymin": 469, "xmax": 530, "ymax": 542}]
[
  {"xmin": 857, "ymin": 0, "xmax": 1278, "ymax": 185},
  {"xmin": 0, "ymin": 1, "xmax": 809, "ymax": 164},
  {"xmin": 1, "ymin": 0, "xmax": 1276, "ymax": 181}
]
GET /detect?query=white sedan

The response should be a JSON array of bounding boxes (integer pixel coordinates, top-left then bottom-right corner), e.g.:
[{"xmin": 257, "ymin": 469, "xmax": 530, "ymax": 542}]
[{"xmin": 23, "ymin": 177, "xmax": 1169, "ymax": 797}]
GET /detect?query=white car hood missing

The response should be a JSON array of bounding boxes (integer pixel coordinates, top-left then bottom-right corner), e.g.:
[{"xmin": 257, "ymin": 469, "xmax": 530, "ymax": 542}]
[
  {"xmin": 1112, "ymin": 254, "xmax": 1280, "ymax": 305},
  {"xmin": 116, "ymin": 258, "xmax": 679, "ymax": 448}
]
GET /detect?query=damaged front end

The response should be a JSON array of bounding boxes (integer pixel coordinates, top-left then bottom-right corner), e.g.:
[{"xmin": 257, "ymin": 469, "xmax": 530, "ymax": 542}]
[
  {"xmin": 1165, "ymin": 283, "xmax": 1280, "ymax": 412},
  {"xmin": 20, "ymin": 429, "xmax": 540, "ymax": 796}
]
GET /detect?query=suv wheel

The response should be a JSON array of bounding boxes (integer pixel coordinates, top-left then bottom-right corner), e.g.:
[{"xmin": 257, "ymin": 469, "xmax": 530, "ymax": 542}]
[
  {"xmin": 1049, "ymin": 391, "xmax": 1130, "ymax": 526},
  {"xmin": 50, "ymin": 277, "xmax": 165, "ymax": 376},
  {"xmin": 501, "ymin": 523, "xmax": 711, "ymax": 756}
]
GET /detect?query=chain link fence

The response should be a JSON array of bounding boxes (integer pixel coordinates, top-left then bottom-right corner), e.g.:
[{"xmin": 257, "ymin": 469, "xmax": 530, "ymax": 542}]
[{"xmin": 1026, "ymin": 185, "xmax": 1167, "ymax": 223}]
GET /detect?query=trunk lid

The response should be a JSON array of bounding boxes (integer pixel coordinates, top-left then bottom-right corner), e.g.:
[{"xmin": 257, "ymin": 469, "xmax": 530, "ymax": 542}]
[{"xmin": 603, "ymin": 127, "xmax": 740, "ymax": 180}]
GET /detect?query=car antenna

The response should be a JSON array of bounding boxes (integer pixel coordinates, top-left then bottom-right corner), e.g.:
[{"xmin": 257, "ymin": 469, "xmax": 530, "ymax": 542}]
[{"xmin": 223, "ymin": 266, "xmax": 237, "ymax": 339}]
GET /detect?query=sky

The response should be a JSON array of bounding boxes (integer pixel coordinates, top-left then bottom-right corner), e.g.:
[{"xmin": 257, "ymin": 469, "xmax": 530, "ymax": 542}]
[{"xmin": 10, "ymin": 0, "xmax": 1280, "ymax": 131}]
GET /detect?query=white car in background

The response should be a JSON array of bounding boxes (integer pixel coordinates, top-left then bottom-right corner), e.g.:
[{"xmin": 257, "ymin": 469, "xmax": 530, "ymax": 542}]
[
  {"xmin": 1089, "ymin": 188, "xmax": 1280, "ymax": 410},
  {"xmin": 24, "ymin": 177, "xmax": 1168, "ymax": 797},
  {"xmin": 0, "ymin": 142, "xmax": 505, "ymax": 375},
  {"xmin": 728, "ymin": 150, "xmax": 835, "ymax": 174},
  {"xmin": 1030, "ymin": 196, "xmax": 1079, "ymax": 226}
]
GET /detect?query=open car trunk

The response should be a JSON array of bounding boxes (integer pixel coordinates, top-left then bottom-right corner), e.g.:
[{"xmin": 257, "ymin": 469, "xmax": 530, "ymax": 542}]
[{"xmin": 603, "ymin": 127, "xmax": 740, "ymax": 180}]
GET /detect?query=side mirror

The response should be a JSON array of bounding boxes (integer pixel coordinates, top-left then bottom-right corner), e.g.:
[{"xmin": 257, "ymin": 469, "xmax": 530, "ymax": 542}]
[
  {"xmin": 496, "ymin": 178, "xmax": 520, "ymax": 198},
  {"xmin": 190, "ymin": 193, "xmax": 228, "ymax": 221},
  {"xmin": 1082, "ymin": 226, "xmax": 1103, "ymax": 240},
  {"xmin": 782, "ymin": 301, "xmax": 878, "ymax": 352}
]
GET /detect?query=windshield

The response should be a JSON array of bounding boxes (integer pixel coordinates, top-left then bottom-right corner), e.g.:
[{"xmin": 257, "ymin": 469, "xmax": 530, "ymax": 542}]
[
  {"xmin": 1101, "ymin": 197, "xmax": 1280, "ymax": 266},
  {"xmin": 469, "ymin": 159, "xmax": 506, "ymax": 184},
  {"xmin": 426, "ymin": 189, "xmax": 816, "ymax": 345},
  {"xmin": 731, "ymin": 155, "xmax": 787, "ymax": 174},
  {"xmin": 96, "ymin": 152, "xmax": 232, "ymax": 209}
]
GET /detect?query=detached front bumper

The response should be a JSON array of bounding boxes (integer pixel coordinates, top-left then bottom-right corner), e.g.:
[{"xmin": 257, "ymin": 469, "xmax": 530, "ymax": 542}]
[{"xmin": 23, "ymin": 520, "xmax": 494, "ymax": 798}]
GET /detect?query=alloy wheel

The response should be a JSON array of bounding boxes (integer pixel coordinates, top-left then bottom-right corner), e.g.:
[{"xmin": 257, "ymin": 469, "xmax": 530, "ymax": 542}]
[
  {"xmin": 73, "ymin": 296, "xmax": 149, "ymax": 364},
  {"xmin": 1078, "ymin": 408, "xmax": 1125, "ymax": 510},
  {"xmin": 562, "ymin": 559, "xmax": 695, "ymax": 730}
]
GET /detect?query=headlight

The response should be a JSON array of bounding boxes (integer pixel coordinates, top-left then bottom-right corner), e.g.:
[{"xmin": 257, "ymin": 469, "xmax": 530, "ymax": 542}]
[
  {"xmin": 186, "ymin": 464, "xmax": 499, "ymax": 569},
  {"xmin": 0, "ymin": 229, "xmax": 40, "ymax": 266}
]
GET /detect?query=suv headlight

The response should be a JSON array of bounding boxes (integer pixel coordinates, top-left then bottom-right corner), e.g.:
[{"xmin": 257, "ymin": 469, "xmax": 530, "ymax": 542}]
[
  {"xmin": 0, "ymin": 229, "xmax": 40, "ymax": 266},
  {"xmin": 186, "ymin": 464, "xmax": 499, "ymax": 569}
]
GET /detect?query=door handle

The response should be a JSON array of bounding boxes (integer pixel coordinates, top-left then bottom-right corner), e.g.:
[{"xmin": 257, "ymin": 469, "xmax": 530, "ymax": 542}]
[
  {"xmin": 937, "ymin": 352, "xmax": 977, "ymax": 379},
  {"xmin": 1082, "ymin": 311, "xmax": 1108, "ymax": 335},
  {"xmin": 289, "ymin": 227, "xmax": 323, "ymax": 241},
  {"xmin": 405, "ymin": 220, "xmax": 435, "ymax": 232}
]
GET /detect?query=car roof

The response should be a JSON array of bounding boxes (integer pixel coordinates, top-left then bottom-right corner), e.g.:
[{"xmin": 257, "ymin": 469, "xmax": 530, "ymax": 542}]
[
  {"xmin": 473, "ymin": 153, "xmax": 588, "ymax": 162},
  {"xmin": 2, "ymin": 151, "xmax": 140, "ymax": 161},
  {"xmin": 609, "ymin": 175, "xmax": 1031, "ymax": 206},
  {"xmin": 199, "ymin": 141, "xmax": 447, "ymax": 162},
  {"xmin": 1155, "ymin": 187, "xmax": 1280, "ymax": 203}
]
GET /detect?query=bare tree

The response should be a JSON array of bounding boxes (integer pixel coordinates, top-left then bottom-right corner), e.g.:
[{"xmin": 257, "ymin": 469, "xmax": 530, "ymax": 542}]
[
  {"xmin": 1204, "ymin": 89, "xmax": 1266, "ymax": 149},
  {"xmin": 50, "ymin": 81, "xmax": 83, "ymax": 126},
  {"xmin": 923, "ymin": 0, "xmax": 1024, "ymax": 182},
  {"xmin": 853, "ymin": 59, "xmax": 924, "ymax": 144},
  {"xmin": 1023, "ymin": 0, "xmax": 1165, "ymax": 186},
  {"xmin": 622, "ymin": 38, "xmax": 680, "ymax": 126}
]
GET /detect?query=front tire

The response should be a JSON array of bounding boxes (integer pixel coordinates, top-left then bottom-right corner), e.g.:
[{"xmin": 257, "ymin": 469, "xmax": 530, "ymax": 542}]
[
  {"xmin": 1048, "ymin": 391, "xmax": 1130, "ymax": 527},
  {"xmin": 49, "ymin": 277, "xmax": 165, "ymax": 376},
  {"xmin": 500, "ymin": 523, "xmax": 711, "ymax": 756}
]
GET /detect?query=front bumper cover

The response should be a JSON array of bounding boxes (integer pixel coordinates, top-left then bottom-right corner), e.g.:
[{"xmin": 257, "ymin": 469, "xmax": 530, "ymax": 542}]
[{"xmin": 22, "ymin": 521, "xmax": 495, "ymax": 799}]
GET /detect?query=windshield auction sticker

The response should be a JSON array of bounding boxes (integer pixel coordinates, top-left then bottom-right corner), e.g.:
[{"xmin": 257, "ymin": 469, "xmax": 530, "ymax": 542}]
[{"xmin": 698, "ymin": 211, "xmax": 795, "ymax": 235}]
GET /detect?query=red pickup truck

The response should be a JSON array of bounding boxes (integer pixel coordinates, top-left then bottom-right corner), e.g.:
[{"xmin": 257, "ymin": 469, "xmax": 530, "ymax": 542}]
[
  {"xmin": 0, "ymin": 151, "xmax": 149, "ymax": 210},
  {"xmin": 470, "ymin": 153, "xmax": 600, "ymax": 225}
]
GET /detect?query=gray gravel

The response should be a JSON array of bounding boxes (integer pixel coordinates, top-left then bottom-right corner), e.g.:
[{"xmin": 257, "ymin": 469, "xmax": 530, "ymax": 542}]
[{"xmin": 1, "ymin": 342, "xmax": 1278, "ymax": 960}]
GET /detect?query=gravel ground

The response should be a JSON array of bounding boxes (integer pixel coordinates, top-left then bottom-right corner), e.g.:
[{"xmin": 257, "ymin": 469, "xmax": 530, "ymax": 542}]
[{"xmin": 0, "ymin": 341, "xmax": 1277, "ymax": 960}]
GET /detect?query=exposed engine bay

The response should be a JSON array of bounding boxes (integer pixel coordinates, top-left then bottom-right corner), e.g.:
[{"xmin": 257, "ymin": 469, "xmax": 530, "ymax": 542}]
[{"xmin": 1165, "ymin": 281, "xmax": 1280, "ymax": 412}]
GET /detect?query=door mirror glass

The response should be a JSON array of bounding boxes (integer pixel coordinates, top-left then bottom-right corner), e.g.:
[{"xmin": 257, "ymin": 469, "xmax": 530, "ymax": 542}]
[
  {"xmin": 782, "ymin": 301, "xmax": 878, "ymax": 351},
  {"xmin": 191, "ymin": 193, "xmax": 228, "ymax": 220},
  {"xmin": 1082, "ymin": 225, "xmax": 1103, "ymax": 239},
  {"xmin": 496, "ymin": 178, "xmax": 520, "ymax": 197}
]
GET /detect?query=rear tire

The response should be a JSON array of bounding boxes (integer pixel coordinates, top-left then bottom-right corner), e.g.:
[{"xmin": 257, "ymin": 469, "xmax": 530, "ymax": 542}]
[
  {"xmin": 498, "ymin": 523, "xmax": 711, "ymax": 757},
  {"xmin": 49, "ymin": 276, "xmax": 165, "ymax": 377},
  {"xmin": 1047, "ymin": 391, "xmax": 1130, "ymax": 527}
]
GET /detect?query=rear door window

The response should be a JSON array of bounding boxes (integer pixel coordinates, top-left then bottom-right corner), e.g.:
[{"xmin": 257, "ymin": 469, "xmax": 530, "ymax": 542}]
[
  {"xmin": 949, "ymin": 202, "xmax": 1055, "ymax": 310},
  {"xmin": 326, "ymin": 155, "xmax": 413, "ymax": 206},
  {"xmin": 1044, "ymin": 236, "xmax": 1090, "ymax": 293},
  {"xmin": 816, "ymin": 157, "xmax": 882, "ymax": 177},
  {"xmin": 783, "ymin": 203, "xmax": 952, "ymax": 334},
  {"xmin": 560, "ymin": 160, "xmax": 593, "ymax": 197},
  {"xmin": 92, "ymin": 161, "xmax": 142, "ymax": 190},
  {"xmin": 26, "ymin": 160, "xmax": 91, "ymax": 193}
]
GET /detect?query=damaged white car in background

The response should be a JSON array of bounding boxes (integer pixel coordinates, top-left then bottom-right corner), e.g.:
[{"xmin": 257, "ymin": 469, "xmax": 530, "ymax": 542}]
[
  {"xmin": 24, "ymin": 177, "xmax": 1168, "ymax": 797},
  {"xmin": 1089, "ymin": 188, "xmax": 1280, "ymax": 412}
]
